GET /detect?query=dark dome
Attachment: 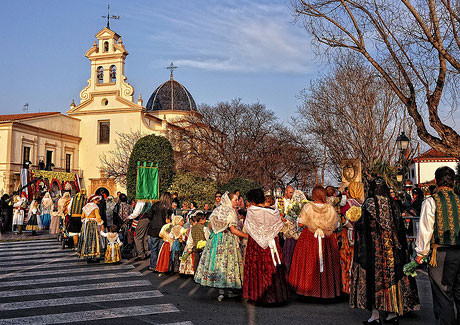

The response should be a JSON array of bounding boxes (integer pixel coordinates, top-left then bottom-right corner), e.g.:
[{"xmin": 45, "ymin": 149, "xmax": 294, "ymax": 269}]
[{"xmin": 145, "ymin": 79, "xmax": 197, "ymax": 111}]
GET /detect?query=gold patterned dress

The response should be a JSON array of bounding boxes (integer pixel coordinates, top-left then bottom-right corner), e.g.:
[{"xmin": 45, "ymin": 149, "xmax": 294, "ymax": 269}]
[
  {"xmin": 101, "ymin": 231, "xmax": 122, "ymax": 263},
  {"xmin": 77, "ymin": 204, "xmax": 104, "ymax": 259}
]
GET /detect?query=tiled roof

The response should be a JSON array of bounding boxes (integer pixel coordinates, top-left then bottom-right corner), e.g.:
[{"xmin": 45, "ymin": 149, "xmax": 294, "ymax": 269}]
[
  {"xmin": 0, "ymin": 112, "xmax": 60, "ymax": 122},
  {"xmin": 414, "ymin": 148, "xmax": 458, "ymax": 160}
]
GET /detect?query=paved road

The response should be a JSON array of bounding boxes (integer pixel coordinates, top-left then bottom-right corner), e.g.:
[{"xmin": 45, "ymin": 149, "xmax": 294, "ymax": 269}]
[
  {"xmin": 0, "ymin": 239, "xmax": 436, "ymax": 325},
  {"xmin": 0, "ymin": 239, "xmax": 192, "ymax": 325}
]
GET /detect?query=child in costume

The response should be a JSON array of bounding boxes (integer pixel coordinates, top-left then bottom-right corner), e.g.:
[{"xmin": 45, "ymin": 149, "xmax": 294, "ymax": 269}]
[
  {"xmin": 169, "ymin": 215, "xmax": 186, "ymax": 273},
  {"xmin": 101, "ymin": 225, "xmax": 122, "ymax": 263},
  {"xmin": 191, "ymin": 212, "xmax": 207, "ymax": 272},
  {"xmin": 179, "ymin": 215, "xmax": 196, "ymax": 275},
  {"xmin": 155, "ymin": 216, "xmax": 173, "ymax": 273}
]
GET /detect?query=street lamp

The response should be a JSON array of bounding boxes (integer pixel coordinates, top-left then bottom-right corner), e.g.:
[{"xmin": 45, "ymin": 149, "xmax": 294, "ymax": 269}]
[
  {"xmin": 396, "ymin": 132, "xmax": 410, "ymax": 191},
  {"xmin": 396, "ymin": 132, "xmax": 410, "ymax": 152}
]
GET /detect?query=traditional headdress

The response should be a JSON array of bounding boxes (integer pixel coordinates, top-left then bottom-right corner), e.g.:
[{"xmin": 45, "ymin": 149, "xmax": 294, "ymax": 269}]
[{"xmin": 87, "ymin": 195, "xmax": 102, "ymax": 203}]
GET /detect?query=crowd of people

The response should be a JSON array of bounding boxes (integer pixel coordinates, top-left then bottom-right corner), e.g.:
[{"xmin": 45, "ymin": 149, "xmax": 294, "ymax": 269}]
[{"xmin": 1, "ymin": 166, "xmax": 459, "ymax": 324}]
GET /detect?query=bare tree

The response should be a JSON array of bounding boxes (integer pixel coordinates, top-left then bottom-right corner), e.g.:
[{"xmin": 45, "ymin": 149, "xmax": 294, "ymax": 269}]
[
  {"xmin": 292, "ymin": 0, "xmax": 460, "ymax": 155},
  {"xmin": 99, "ymin": 130, "xmax": 144, "ymax": 186},
  {"xmin": 293, "ymin": 55, "xmax": 416, "ymax": 181},
  {"xmin": 170, "ymin": 99, "xmax": 317, "ymax": 191}
]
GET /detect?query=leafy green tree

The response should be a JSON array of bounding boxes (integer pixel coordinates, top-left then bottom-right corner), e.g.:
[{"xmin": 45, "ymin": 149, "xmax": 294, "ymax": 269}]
[
  {"xmin": 168, "ymin": 172, "xmax": 218, "ymax": 209},
  {"xmin": 219, "ymin": 178, "xmax": 262, "ymax": 200},
  {"xmin": 126, "ymin": 135, "xmax": 175, "ymax": 199}
]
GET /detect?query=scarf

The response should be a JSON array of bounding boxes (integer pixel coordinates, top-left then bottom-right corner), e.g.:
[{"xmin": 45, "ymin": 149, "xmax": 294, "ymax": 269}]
[
  {"xmin": 299, "ymin": 202, "xmax": 338, "ymax": 236},
  {"xmin": 209, "ymin": 192, "xmax": 238, "ymax": 234},
  {"xmin": 82, "ymin": 202, "xmax": 99, "ymax": 216},
  {"xmin": 244, "ymin": 205, "xmax": 284, "ymax": 249}
]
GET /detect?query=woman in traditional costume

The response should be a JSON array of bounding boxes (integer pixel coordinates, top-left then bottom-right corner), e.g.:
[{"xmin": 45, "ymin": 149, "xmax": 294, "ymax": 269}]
[
  {"xmin": 12, "ymin": 193, "xmax": 27, "ymax": 234},
  {"xmin": 40, "ymin": 192, "xmax": 53, "ymax": 229},
  {"xmin": 243, "ymin": 188, "xmax": 290, "ymax": 304},
  {"xmin": 289, "ymin": 185, "xmax": 341, "ymax": 299},
  {"xmin": 338, "ymin": 182, "xmax": 363, "ymax": 294},
  {"xmin": 169, "ymin": 215, "xmax": 186, "ymax": 273},
  {"xmin": 76, "ymin": 194, "xmax": 104, "ymax": 263},
  {"xmin": 51, "ymin": 192, "xmax": 70, "ymax": 235},
  {"xmin": 26, "ymin": 200, "xmax": 41, "ymax": 235},
  {"xmin": 194, "ymin": 192, "xmax": 248, "ymax": 301},
  {"xmin": 350, "ymin": 177, "xmax": 419, "ymax": 324}
]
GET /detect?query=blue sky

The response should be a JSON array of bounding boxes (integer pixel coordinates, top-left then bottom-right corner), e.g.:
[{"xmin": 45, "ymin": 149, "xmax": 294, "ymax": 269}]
[{"xmin": 0, "ymin": 0, "xmax": 322, "ymax": 121}]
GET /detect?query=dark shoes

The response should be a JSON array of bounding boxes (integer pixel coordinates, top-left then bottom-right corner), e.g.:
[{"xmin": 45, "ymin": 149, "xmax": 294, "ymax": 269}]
[
  {"xmin": 383, "ymin": 317, "xmax": 399, "ymax": 324},
  {"xmin": 362, "ymin": 320, "xmax": 381, "ymax": 325},
  {"xmin": 86, "ymin": 259, "xmax": 100, "ymax": 264}
]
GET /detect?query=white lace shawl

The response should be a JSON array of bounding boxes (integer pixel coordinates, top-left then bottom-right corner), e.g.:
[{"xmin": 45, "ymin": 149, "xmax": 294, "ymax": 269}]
[
  {"xmin": 209, "ymin": 192, "xmax": 238, "ymax": 234},
  {"xmin": 82, "ymin": 202, "xmax": 99, "ymax": 216},
  {"xmin": 244, "ymin": 206, "xmax": 284, "ymax": 249}
]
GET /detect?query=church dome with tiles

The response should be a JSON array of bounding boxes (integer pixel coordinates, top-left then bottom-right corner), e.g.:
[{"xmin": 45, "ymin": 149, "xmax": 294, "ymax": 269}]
[{"xmin": 145, "ymin": 63, "xmax": 197, "ymax": 112}]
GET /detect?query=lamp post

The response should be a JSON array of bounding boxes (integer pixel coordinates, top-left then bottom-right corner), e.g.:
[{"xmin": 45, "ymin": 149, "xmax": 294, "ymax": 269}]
[{"xmin": 396, "ymin": 132, "xmax": 410, "ymax": 191}]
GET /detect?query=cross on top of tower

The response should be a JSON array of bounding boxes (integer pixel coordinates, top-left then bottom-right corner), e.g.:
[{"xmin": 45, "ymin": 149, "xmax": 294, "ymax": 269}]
[
  {"xmin": 166, "ymin": 62, "xmax": 178, "ymax": 80},
  {"xmin": 101, "ymin": 4, "xmax": 120, "ymax": 29}
]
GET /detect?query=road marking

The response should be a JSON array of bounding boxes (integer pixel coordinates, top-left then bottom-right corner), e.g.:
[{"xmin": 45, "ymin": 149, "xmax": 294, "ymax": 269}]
[
  {"xmin": 0, "ymin": 248, "xmax": 63, "ymax": 256},
  {"xmin": 0, "ymin": 239, "xmax": 56, "ymax": 246},
  {"xmin": 0, "ymin": 290, "xmax": 163, "ymax": 311},
  {"xmin": 0, "ymin": 256, "xmax": 77, "ymax": 266},
  {"xmin": 0, "ymin": 271, "xmax": 143, "ymax": 288},
  {"xmin": 0, "ymin": 251, "xmax": 72, "ymax": 261},
  {"xmin": 0, "ymin": 260, "xmax": 85, "ymax": 272},
  {"xmin": 0, "ymin": 244, "xmax": 62, "ymax": 252},
  {"xmin": 0, "ymin": 279, "xmax": 151, "ymax": 298},
  {"xmin": 0, "ymin": 264, "xmax": 134, "ymax": 279},
  {"xmin": 158, "ymin": 322, "xmax": 194, "ymax": 325},
  {"xmin": 0, "ymin": 304, "xmax": 179, "ymax": 324}
]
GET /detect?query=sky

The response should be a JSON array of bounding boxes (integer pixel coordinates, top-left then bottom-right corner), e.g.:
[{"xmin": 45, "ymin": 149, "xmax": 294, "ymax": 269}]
[
  {"xmin": 0, "ymin": 0, "xmax": 321, "ymax": 122},
  {"xmin": 0, "ymin": 0, "xmax": 458, "ymax": 146}
]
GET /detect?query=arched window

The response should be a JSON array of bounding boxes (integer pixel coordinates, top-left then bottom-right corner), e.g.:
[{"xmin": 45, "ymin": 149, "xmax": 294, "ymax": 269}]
[
  {"xmin": 97, "ymin": 66, "xmax": 104, "ymax": 83},
  {"xmin": 109, "ymin": 65, "xmax": 116, "ymax": 83},
  {"xmin": 104, "ymin": 41, "xmax": 109, "ymax": 52}
]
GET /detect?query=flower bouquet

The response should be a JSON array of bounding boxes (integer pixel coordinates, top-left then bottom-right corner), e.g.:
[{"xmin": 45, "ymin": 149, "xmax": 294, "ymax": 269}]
[
  {"xmin": 286, "ymin": 199, "xmax": 309, "ymax": 221},
  {"xmin": 403, "ymin": 255, "xmax": 427, "ymax": 277},
  {"xmin": 179, "ymin": 251, "xmax": 191, "ymax": 262},
  {"xmin": 345, "ymin": 206, "xmax": 362, "ymax": 222},
  {"xmin": 196, "ymin": 240, "xmax": 207, "ymax": 250}
]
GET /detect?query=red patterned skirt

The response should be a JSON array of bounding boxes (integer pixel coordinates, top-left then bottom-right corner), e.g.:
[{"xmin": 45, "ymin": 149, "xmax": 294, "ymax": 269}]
[
  {"xmin": 243, "ymin": 236, "xmax": 290, "ymax": 304},
  {"xmin": 155, "ymin": 241, "xmax": 171, "ymax": 272},
  {"xmin": 288, "ymin": 228, "xmax": 341, "ymax": 298}
]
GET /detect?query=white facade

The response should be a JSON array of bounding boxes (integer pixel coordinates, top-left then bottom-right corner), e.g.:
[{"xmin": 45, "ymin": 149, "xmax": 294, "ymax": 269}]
[{"xmin": 408, "ymin": 149, "xmax": 458, "ymax": 185}]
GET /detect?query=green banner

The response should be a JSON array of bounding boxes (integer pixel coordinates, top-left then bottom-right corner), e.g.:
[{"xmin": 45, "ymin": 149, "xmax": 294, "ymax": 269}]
[{"xmin": 136, "ymin": 162, "xmax": 159, "ymax": 200}]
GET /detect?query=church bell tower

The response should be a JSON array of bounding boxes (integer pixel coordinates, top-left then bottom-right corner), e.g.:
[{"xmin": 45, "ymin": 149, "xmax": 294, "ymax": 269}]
[{"xmin": 76, "ymin": 27, "xmax": 135, "ymax": 106}]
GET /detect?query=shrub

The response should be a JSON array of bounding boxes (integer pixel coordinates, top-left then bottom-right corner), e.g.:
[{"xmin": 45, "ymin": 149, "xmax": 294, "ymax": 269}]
[
  {"xmin": 219, "ymin": 178, "xmax": 262, "ymax": 200},
  {"xmin": 126, "ymin": 135, "xmax": 175, "ymax": 199},
  {"xmin": 168, "ymin": 172, "xmax": 218, "ymax": 209}
]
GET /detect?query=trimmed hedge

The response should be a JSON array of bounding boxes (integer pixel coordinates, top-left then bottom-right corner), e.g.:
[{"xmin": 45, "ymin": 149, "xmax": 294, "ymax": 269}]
[
  {"xmin": 126, "ymin": 135, "xmax": 175, "ymax": 199},
  {"xmin": 219, "ymin": 178, "xmax": 262, "ymax": 200},
  {"xmin": 168, "ymin": 172, "xmax": 218, "ymax": 209}
]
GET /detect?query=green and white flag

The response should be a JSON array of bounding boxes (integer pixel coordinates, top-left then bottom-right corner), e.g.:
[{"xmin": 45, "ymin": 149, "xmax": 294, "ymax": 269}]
[{"xmin": 136, "ymin": 162, "xmax": 159, "ymax": 200}]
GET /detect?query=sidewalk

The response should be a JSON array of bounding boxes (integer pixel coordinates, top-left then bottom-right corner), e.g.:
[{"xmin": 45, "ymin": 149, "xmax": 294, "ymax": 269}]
[{"xmin": 0, "ymin": 231, "xmax": 56, "ymax": 242}]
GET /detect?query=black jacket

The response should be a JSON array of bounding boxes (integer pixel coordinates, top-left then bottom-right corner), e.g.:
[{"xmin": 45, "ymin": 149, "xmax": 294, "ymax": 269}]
[{"xmin": 147, "ymin": 202, "xmax": 169, "ymax": 237}]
